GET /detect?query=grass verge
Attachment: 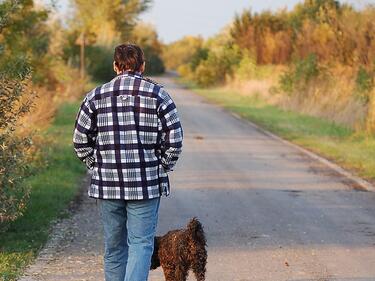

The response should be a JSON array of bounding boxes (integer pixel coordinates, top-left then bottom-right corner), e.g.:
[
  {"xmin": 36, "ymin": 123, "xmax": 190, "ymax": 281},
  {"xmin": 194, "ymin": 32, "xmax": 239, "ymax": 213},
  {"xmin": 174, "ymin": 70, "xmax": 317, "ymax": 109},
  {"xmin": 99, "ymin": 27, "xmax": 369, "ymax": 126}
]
[
  {"xmin": 181, "ymin": 81, "xmax": 375, "ymax": 182},
  {"xmin": 0, "ymin": 102, "xmax": 86, "ymax": 281}
]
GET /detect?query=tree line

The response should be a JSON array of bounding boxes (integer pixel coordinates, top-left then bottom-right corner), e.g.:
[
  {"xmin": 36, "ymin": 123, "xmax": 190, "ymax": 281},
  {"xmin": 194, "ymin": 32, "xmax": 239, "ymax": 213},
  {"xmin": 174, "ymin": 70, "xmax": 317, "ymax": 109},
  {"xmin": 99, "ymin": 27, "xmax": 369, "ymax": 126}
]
[{"xmin": 164, "ymin": 0, "xmax": 375, "ymax": 131}]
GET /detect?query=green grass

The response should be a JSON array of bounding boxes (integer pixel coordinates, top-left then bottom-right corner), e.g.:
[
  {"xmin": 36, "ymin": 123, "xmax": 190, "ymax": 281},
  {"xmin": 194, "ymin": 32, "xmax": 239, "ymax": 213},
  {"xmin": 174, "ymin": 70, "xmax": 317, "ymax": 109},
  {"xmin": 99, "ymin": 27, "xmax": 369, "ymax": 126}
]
[
  {"xmin": 0, "ymin": 102, "xmax": 86, "ymax": 281},
  {"xmin": 189, "ymin": 85, "xmax": 375, "ymax": 181}
]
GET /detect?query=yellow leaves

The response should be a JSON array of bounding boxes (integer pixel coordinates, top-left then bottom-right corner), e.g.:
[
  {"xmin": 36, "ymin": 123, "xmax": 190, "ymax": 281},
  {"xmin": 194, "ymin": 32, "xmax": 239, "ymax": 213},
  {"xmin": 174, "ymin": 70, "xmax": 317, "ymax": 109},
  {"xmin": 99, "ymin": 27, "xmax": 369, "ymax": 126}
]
[
  {"xmin": 295, "ymin": 19, "xmax": 339, "ymax": 61},
  {"xmin": 312, "ymin": 23, "xmax": 335, "ymax": 45},
  {"xmin": 131, "ymin": 22, "xmax": 161, "ymax": 48},
  {"xmin": 162, "ymin": 36, "xmax": 204, "ymax": 70}
]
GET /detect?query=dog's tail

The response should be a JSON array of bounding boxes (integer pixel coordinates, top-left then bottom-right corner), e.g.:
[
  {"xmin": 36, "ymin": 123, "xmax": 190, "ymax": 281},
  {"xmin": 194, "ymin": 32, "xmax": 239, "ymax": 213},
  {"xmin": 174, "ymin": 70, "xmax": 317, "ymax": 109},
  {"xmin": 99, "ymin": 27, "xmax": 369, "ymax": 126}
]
[{"xmin": 187, "ymin": 217, "xmax": 207, "ymax": 246}]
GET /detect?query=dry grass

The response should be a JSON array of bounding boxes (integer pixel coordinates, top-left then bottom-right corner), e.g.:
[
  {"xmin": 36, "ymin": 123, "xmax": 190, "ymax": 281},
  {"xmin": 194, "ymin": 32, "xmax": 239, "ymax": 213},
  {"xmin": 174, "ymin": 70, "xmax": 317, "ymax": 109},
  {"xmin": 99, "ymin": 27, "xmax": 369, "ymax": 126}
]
[
  {"xmin": 226, "ymin": 65, "xmax": 285, "ymax": 104},
  {"xmin": 365, "ymin": 88, "xmax": 375, "ymax": 133},
  {"xmin": 226, "ymin": 65, "xmax": 369, "ymax": 131},
  {"xmin": 279, "ymin": 79, "xmax": 366, "ymax": 129},
  {"xmin": 21, "ymin": 86, "xmax": 56, "ymax": 131},
  {"xmin": 226, "ymin": 79, "xmax": 273, "ymax": 98},
  {"xmin": 53, "ymin": 67, "xmax": 89, "ymax": 102},
  {"xmin": 15, "ymin": 66, "xmax": 90, "ymax": 167}
]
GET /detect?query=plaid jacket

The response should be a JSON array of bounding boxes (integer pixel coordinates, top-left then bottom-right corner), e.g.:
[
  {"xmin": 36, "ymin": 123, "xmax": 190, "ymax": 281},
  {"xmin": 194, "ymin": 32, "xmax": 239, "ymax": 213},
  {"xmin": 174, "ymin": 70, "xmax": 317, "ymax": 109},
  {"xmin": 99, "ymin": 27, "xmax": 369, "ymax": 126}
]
[{"xmin": 73, "ymin": 71, "xmax": 183, "ymax": 200}]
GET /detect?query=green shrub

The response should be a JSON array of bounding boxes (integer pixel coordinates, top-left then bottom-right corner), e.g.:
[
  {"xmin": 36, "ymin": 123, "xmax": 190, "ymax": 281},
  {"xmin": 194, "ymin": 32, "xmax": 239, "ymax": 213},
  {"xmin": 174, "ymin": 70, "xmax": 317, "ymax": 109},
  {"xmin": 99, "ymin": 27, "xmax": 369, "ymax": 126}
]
[
  {"xmin": 0, "ymin": 1, "xmax": 37, "ymax": 231},
  {"xmin": 177, "ymin": 53, "xmax": 213, "ymax": 83},
  {"xmin": 194, "ymin": 59, "xmax": 220, "ymax": 87},
  {"xmin": 294, "ymin": 54, "xmax": 319, "ymax": 82},
  {"xmin": 85, "ymin": 45, "xmax": 114, "ymax": 82},
  {"xmin": 220, "ymin": 44, "xmax": 242, "ymax": 72},
  {"xmin": 279, "ymin": 71, "xmax": 295, "ymax": 94},
  {"xmin": 190, "ymin": 47, "xmax": 209, "ymax": 72},
  {"xmin": 85, "ymin": 45, "xmax": 165, "ymax": 82},
  {"xmin": 192, "ymin": 44, "xmax": 242, "ymax": 87},
  {"xmin": 0, "ymin": 58, "xmax": 34, "ymax": 231},
  {"xmin": 236, "ymin": 54, "xmax": 257, "ymax": 80},
  {"xmin": 143, "ymin": 46, "xmax": 165, "ymax": 75},
  {"xmin": 279, "ymin": 53, "xmax": 320, "ymax": 94},
  {"xmin": 355, "ymin": 66, "xmax": 373, "ymax": 104},
  {"xmin": 162, "ymin": 36, "xmax": 204, "ymax": 70}
]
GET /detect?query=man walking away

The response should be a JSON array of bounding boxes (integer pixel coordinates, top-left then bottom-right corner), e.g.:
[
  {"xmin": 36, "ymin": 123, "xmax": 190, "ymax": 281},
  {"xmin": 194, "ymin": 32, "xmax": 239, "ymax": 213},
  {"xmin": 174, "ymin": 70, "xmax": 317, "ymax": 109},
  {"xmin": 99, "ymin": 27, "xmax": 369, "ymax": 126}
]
[{"xmin": 72, "ymin": 43, "xmax": 183, "ymax": 281}]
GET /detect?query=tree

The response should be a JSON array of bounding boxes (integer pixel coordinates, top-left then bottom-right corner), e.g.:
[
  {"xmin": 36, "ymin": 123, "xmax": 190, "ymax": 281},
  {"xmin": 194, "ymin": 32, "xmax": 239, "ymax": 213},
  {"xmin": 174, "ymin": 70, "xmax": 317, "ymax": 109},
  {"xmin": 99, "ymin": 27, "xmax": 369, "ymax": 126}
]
[
  {"xmin": 162, "ymin": 36, "xmax": 204, "ymax": 70},
  {"xmin": 1, "ymin": 0, "xmax": 51, "ymax": 85},
  {"xmin": 131, "ymin": 22, "xmax": 165, "ymax": 74},
  {"xmin": 230, "ymin": 9, "xmax": 293, "ymax": 64},
  {"xmin": 69, "ymin": 0, "xmax": 152, "ymax": 78}
]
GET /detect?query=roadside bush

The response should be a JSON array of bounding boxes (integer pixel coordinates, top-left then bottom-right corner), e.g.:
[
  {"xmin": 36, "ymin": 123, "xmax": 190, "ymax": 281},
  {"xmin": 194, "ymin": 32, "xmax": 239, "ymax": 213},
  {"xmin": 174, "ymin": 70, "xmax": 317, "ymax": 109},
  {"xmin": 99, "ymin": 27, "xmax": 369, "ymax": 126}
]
[
  {"xmin": 0, "ymin": 58, "xmax": 34, "ymax": 231},
  {"xmin": 355, "ymin": 67, "xmax": 373, "ymax": 104},
  {"xmin": 162, "ymin": 36, "xmax": 203, "ymax": 70},
  {"xmin": 190, "ymin": 47, "xmax": 209, "ymax": 72},
  {"xmin": 177, "ymin": 64, "xmax": 194, "ymax": 80},
  {"xmin": 294, "ymin": 54, "xmax": 320, "ymax": 83},
  {"xmin": 86, "ymin": 45, "xmax": 114, "ymax": 82},
  {"xmin": 279, "ymin": 71, "xmax": 294, "ymax": 94},
  {"xmin": 234, "ymin": 52, "xmax": 276, "ymax": 81},
  {"xmin": 143, "ymin": 45, "xmax": 165, "ymax": 75},
  {"xmin": 194, "ymin": 59, "xmax": 220, "ymax": 87},
  {"xmin": 192, "ymin": 44, "xmax": 242, "ymax": 87},
  {"xmin": 279, "ymin": 53, "xmax": 320, "ymax": 94},
  {"xmin": 175, "ymin": 47, "xmax": 208, "ymax": 80}
]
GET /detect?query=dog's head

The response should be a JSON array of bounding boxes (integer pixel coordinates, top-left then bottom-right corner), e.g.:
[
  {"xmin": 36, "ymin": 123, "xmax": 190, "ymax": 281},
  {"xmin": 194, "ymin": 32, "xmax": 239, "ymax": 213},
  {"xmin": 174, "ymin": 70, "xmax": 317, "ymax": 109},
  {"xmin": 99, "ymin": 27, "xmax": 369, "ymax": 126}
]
[{"xmin": 150, "ymin": 236, "xmax": 161, "ymax": 270}]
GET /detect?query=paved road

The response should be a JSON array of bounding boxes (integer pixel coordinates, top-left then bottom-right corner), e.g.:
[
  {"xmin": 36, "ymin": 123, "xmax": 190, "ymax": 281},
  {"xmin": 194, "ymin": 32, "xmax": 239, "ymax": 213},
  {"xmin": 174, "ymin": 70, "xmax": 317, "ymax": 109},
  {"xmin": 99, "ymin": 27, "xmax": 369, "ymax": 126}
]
[{"xmin": 21, "ymin": 76, "xmax": 375, "ymax": 281}]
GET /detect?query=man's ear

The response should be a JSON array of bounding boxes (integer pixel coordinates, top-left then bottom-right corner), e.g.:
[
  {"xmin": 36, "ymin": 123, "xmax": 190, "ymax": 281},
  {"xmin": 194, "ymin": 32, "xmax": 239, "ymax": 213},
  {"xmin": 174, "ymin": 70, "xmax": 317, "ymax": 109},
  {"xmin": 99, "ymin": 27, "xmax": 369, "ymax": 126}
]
[
  {"xmin": 113, "ymin": 61, "xmax": 118, "ymax": 73},
  {"xmin": 140, "ymin": 61, "xmax": 146, "ymax": 73}
]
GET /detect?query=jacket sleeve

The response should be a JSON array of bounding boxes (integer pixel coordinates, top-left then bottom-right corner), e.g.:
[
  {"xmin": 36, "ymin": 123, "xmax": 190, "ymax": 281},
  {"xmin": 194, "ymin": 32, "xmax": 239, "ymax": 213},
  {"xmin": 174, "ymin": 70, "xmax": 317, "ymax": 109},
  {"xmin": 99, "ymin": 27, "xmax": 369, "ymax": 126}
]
[
  {"xmin": 72, "ymin": 94, "xmax": 97, "ymax": 169},
  {"xmin": 157, "ymin": 89, "xmax": 183, "ymax": 172}
]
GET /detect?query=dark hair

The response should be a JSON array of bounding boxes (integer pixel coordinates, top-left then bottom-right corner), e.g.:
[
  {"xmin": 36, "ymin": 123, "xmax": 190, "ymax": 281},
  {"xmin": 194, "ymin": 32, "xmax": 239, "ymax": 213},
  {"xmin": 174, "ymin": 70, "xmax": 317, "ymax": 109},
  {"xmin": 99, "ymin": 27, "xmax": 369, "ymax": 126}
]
[{"xmin": 114, "ymin": 43, "xmax": 144, "ymax": 72}]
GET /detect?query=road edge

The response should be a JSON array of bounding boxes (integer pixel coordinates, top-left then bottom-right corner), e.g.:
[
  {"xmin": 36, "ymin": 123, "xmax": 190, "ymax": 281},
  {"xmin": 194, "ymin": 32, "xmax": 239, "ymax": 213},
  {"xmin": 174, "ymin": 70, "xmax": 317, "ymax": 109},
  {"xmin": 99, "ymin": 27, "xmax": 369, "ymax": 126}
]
[
  {"xmin": 18, "ymin": 173, "xmax": 92, "ymax": 281},
  {"xmin": 228, "ymin": 111, "xmax": 375, "ymax": 192},
  {"xmin": 173, "ymin": 75, "xmax": 375, "ymax": 193}
]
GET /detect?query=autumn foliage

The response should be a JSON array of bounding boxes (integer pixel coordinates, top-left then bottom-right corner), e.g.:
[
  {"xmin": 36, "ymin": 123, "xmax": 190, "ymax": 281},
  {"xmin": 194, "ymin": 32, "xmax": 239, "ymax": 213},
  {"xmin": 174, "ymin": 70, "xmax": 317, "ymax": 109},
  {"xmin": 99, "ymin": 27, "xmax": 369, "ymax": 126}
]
[{"xmin": 169, "ymin": 0, "xmax": 375, "ymax": 131}]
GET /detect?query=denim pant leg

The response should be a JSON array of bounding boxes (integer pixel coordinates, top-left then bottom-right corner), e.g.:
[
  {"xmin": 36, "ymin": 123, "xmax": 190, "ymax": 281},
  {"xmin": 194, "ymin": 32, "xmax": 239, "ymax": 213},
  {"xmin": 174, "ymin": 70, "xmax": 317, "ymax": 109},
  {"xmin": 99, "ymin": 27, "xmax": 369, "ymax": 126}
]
[
  {"xmin": 124, "ymin": 197, "xmax": 161, "ymax": 281},
  {"xmin": 99, "ymin": 199, "xmax": 128, "ymax": 281}
]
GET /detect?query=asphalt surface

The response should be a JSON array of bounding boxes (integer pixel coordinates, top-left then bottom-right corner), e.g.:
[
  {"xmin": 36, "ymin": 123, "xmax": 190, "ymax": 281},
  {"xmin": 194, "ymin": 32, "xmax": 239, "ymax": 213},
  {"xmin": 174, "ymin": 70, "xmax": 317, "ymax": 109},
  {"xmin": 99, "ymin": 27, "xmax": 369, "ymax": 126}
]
[{"xmin": 20, "ymin": 76, "xmax": 375, "ymax": 281}]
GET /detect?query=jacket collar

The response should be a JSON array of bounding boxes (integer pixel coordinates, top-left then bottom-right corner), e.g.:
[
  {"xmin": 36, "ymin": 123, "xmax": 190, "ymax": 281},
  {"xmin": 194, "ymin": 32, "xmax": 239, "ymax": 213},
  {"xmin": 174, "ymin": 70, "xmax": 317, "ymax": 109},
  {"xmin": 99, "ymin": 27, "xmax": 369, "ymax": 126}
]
[{"xmin": 115, "ymin": 70, "xmax": 143, "ymax": 79}]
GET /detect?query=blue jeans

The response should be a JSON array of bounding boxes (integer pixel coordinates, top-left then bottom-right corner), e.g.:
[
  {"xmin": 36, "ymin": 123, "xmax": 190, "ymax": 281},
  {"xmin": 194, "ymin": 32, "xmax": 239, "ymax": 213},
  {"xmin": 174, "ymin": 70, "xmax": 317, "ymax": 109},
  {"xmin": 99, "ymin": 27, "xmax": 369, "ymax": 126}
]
[{"xmin": 98, "ymin": 197, "xmax": 161, "ymax": 281}]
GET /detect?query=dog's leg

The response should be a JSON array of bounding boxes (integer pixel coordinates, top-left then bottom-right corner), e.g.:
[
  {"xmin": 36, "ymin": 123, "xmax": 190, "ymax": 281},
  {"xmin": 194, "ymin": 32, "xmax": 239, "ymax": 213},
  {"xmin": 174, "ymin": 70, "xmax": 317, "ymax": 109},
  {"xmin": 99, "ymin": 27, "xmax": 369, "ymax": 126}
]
[
  {"xmin": 192, "ymin": 251, "xmax": 207, "ymax": 281},
  {"xmin": 162, "ymin": 266, "xmax": 176, "ymax": 281},
  {"xmin": 175, "ymin": 263, "xmax": 189, "ymax": 281},
  {"xmin": 192, "ymin": 263, "xmax": 206, "ymax": 281}
]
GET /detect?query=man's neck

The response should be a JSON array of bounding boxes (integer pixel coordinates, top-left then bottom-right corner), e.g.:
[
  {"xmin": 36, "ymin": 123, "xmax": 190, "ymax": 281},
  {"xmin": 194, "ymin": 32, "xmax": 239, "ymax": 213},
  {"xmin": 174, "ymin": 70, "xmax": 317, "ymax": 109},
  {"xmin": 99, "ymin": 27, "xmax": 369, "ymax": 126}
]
[{"xmin": 117, "ymin": 70, "xmax": 143, "ymax": 77}]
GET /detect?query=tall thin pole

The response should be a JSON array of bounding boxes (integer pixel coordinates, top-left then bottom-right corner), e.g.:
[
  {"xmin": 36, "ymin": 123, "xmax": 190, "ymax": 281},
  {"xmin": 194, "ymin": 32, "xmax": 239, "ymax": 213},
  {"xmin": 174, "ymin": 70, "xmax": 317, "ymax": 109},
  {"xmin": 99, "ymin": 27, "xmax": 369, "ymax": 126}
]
[{"xmin": 80, "ymin": 31, "xmax": 85, "ymax": 78}]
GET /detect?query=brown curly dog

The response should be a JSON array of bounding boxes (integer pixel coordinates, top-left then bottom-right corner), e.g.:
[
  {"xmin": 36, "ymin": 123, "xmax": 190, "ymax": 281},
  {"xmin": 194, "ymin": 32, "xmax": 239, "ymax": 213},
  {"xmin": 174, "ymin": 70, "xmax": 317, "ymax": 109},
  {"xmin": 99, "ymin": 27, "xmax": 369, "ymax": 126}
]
[{"xmin": 150, "ymin": 217, "xmax": 207, "ymax": 281}]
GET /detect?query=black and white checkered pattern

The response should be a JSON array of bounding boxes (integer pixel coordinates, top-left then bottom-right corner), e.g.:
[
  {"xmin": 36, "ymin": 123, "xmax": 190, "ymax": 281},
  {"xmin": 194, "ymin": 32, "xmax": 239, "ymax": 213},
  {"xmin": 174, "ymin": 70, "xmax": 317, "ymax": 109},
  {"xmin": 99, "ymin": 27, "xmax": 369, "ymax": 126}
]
[{"xmin": 73, "ymin": 71, "xmax": 183, "ymax": 200}]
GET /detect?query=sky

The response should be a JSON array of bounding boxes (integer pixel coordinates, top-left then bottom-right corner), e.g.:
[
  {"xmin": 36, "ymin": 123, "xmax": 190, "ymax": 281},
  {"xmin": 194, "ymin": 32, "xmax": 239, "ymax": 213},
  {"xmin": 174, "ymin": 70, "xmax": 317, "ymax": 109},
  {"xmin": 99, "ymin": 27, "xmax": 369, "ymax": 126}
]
[{"xmin": 46, "ymin": 0, "xmax": 374, "ymax": 43}]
